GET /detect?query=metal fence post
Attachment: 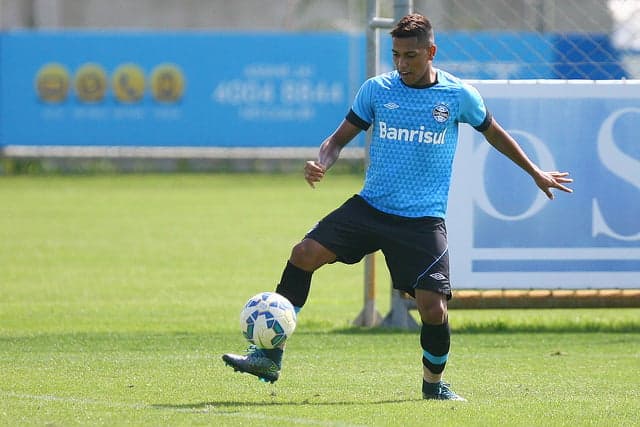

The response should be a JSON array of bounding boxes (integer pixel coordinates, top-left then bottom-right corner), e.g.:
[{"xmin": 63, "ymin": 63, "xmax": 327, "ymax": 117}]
[{"xmin": 353, "ymin": 0, "xmax": 414, "ymax": 328}]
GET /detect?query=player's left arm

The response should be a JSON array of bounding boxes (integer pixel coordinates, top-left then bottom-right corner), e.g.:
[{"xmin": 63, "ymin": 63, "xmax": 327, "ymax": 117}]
[{"xmin": 481, "ymin": 117, "xmax": 573, "ymax": 199}]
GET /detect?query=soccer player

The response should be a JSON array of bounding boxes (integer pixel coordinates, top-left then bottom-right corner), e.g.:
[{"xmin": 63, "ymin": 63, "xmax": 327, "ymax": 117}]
[{"xmin": 223, "ymin": 13, "xmax": 573, "ymax": 400}]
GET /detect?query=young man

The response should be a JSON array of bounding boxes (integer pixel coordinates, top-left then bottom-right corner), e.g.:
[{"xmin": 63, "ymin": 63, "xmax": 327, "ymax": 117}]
[{"xmin": 223, "ymin": 13, "xmax": 573, "ymax": 400}]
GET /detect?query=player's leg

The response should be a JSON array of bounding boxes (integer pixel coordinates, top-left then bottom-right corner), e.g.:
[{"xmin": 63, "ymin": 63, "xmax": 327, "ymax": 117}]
[
  {"xmin": 276, "ymin": 195, "xmax": 378, "ymax": 313},
  {"xmin": 414, "ymin": 290, "xmax": 464, "ymax": 400},
  {"xmin": 276, "ymin": 237, "xmax": 337, "ymax": 311},
  {"xmin": 415, "ymin": 289, "xmax": 449, "ymax": 383},
  {"xmin": 382, "ymin": 216, "xmax": 465, "ymax": 401},
  {"xmin": 246, "ymin": 239, "xmax": 336, "ymax": 377},
  {"xmin": 222, "ymin": 238, "xmax": 335, "ymax": 383},
  {"xmin": 223, "ymin": 195, "xmax": 374, "ymax": 383}
]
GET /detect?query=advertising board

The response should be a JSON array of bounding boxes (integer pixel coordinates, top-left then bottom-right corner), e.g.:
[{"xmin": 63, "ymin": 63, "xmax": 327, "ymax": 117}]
[
  {"xmin": 448, "ymin": 81, "xmax": 640, "ymax": 288},
  {"xmin": 0, "ymin": 31, "xmax": 363, "ymax": 148}
]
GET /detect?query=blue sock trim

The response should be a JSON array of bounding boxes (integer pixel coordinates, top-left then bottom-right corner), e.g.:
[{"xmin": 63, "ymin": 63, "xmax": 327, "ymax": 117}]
[
  {"xmin": 423, "ymin": 350, "xmax": 448, "ymax": 365},
  {"xmin": 294, "ymin": 306, "xmax": 301, "ymax": 314}
]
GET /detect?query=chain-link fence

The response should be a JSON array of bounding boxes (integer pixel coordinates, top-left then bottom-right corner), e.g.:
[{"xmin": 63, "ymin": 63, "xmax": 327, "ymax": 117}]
[
  {"xmin": 1, "ymin": 0, "xmax": 638, "ymax": 79},
  {"xmin": 410, "ymin": 0, "xmax": 640, "ymax": 79}
]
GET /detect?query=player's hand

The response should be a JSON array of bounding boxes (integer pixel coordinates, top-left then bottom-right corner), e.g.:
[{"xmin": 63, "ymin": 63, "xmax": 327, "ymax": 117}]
[
  {"xmin": 304, "ymin": 161, "xmax": 326, "ymax": 188},
  {"xmin": 536, "ymin": 171, "xmax": 573, "ymax": 199}
]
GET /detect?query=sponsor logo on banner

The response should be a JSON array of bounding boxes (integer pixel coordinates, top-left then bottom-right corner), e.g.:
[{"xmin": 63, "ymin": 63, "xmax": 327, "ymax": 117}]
[
  {"xmin": 35, "ymin": 63, "xmax": 70, "ymax": 103},
  {"xmin": 150, "ymin": 64, "xmax": 185, "ymax": 103},
  {"xmin": 74, "ymin": 63, "xmax": 108, "ymax": 103},
  {"xmin": 112, "ymin": 64, "xmax": 146, "ymax": 103}
]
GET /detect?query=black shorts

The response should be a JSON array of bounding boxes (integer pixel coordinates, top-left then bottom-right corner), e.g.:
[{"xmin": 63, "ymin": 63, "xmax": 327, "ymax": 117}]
[{"xmin": 306, "ymin": 195, "xmax": 452, "ymax": 299}]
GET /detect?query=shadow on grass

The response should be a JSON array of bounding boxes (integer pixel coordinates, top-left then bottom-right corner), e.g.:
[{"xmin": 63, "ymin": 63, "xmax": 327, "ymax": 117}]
[{"xmin": 151, "ymin": 396, "xmax": 423, "ymax": 411}]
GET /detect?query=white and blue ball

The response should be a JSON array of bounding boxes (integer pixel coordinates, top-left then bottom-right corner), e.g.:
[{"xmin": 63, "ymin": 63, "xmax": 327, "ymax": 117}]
[{"xmin": 240, "ymin": 292, "xmax": 297, "ymax": 349}]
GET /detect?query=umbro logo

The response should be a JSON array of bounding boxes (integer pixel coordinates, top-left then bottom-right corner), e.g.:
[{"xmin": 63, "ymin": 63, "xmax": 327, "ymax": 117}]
[
  {"xmin": 383, "ymin": 102, "xmax": 400, "ymax": 109},
  {"xmin": 429, "ymin": 273, "xmax": 447, "ymax": 281}
]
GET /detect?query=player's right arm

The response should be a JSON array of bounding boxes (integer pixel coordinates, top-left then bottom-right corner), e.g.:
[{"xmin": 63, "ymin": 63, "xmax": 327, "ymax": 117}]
[{"xmin": 305, "ymin": 119, "xmax": 361, "ymax": 188}]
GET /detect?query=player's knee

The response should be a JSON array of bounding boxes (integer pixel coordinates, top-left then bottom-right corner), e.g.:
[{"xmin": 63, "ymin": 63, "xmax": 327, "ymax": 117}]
[
  {"xmin": 417, "ymin": 300, "xmax": 448, "ymax": 325},
  {"xmin": 289, "ymin": 239, "xmax": 333, "ymax": 271}
]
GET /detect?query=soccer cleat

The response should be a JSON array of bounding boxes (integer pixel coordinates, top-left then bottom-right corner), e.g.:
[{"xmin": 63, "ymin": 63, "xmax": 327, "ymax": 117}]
[
  {"xmin": 222, "ymin": 345, "xmax": 281, "ymax": 383},
  {"xmin": 422, "ymin": 381, "xmax": 466, "ymax": 401}
]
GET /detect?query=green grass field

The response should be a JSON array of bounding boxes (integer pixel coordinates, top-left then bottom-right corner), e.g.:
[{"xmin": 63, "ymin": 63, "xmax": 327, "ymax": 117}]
[{"xmin": 1, "ymin": 173, "xmax": 639, "ymax": 426}]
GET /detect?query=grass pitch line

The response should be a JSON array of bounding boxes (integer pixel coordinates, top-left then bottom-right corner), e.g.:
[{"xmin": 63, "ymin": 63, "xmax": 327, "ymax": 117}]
[{"xmin": 2, "ymin": 390, "xmax": 366, "ymax": 427}]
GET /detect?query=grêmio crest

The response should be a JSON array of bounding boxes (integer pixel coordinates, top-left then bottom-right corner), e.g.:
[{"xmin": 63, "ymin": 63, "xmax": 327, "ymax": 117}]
[{"xmin": 432, "ymin": 103, "xmax": 450, "ymax": 123}]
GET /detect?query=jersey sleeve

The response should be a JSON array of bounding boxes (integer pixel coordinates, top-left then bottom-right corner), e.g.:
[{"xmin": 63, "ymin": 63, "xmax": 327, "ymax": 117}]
[
  {"xmin": 459, "ymin": 82, "xmax": 492, "ymax": 132},
  {"xmin": 347, "ymin": 78, "xmax": 376, "ymax": 129}
]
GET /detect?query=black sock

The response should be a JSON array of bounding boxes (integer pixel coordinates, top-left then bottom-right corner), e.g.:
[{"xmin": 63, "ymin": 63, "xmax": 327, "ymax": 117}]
[
  {"xmin": 262, "ymin": 348, "xmax": 283, "ymax": 367},
  {"xmin": 275, "ymin": 261, "xmax": 313, "ymax": 309},
  {"xmin": 420, "ymin": 322, "xmax": 450, "ymax": 375}
]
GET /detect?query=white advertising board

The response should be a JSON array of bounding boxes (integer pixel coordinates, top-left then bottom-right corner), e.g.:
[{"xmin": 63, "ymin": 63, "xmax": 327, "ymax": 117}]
[{"xmin": 448, "ymin": 80, "xmax": 640, "ymax": 289}]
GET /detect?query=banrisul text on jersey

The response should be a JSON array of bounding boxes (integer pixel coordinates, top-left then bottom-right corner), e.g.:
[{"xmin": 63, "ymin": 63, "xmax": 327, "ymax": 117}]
[{"xmin": 378, "ymin": 121, "xmax": 447, "ymax": 145}]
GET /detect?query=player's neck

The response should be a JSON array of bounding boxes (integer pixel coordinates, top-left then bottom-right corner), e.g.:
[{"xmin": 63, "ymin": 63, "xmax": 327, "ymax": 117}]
[{"xmin": 424, "ymin": 68, "xmax": 437, "ymax": 85}]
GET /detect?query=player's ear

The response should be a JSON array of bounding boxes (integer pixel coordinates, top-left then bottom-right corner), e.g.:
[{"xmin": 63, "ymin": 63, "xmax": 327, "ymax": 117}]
[{"xmin": 428, "ymin": 44, "xmax": 437, "ymax": 60}]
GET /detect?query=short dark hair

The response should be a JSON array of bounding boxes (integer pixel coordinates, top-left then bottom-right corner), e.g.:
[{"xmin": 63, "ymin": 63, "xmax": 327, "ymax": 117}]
[{"xmin": 390, "ymin": 13, "xmax": 434, "ymax": 46}]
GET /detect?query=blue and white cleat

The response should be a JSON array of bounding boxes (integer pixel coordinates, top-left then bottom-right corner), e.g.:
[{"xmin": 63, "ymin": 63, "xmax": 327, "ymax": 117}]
[
  {"xmin": 222, "ymin": 345, "xmax": 281, "ymax": 383},
  {"xmin": 422, "ymin": 381, "xmax": 466, "ymax": 401}
]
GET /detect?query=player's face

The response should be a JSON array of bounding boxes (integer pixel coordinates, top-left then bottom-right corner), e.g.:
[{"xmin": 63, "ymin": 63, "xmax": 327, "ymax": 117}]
[{"xmin": 392, "ymin": 36, "xmax": 436, "ymax": 87}]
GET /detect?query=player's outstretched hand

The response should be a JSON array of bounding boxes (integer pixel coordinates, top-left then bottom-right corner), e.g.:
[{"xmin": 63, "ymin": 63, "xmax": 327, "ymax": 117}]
[
  {"xmin": 304, "ymin": 161, "xmax": 326, "ymax": 188},
  {"xmin": 536, "ymin": 171, "xmax": 573, "ymax": 200}
]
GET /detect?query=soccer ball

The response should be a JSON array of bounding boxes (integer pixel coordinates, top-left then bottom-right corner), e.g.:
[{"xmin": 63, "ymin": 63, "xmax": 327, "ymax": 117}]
[{"xmin": 240, "ymin": 292, "xmax": 297, "ymax": 349}]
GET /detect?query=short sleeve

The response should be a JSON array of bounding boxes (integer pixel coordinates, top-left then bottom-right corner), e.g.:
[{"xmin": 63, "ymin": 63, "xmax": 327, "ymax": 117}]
[
  {"xmin": 459, "ymin": 82, "xmax": 490, "ymax": 130},
  {"xmin": 350, "ymin": 78, "xmax": 376, "ymax": 127}
]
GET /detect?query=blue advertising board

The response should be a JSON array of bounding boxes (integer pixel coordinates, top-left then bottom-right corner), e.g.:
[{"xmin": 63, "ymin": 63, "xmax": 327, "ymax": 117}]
[
  {"xmin": 0, "ymin": 31, "xmax": 363, "ymax": 147},
  {"xmin": 422, "ymin": 31, "xmax": 555, "ymax": 79},
  {"xmin": 551, "ymin": 33, "xmax": 627, "ymax": 79},
  {"xmin": 448, "ymin": 81, "xmax": 640, "ymax": 288}
]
